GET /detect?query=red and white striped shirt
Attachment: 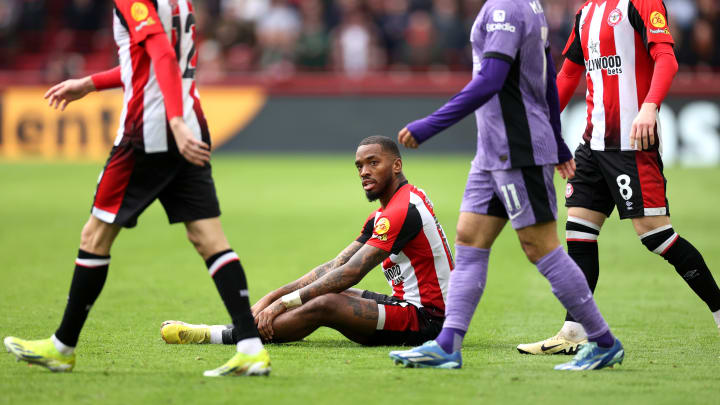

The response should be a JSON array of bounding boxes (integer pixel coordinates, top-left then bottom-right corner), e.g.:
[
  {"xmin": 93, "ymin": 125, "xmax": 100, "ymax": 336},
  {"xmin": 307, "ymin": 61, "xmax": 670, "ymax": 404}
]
[
  {"xmin": 563, "ymin": 0, "xmax": 674, "ymax": 151},
  {"xmin": 113, "ymin": 0, "xmax": 206, "ymax": 153},
  {"xmin": 357, "ymin": 183, "xmax": 454, "ymax": 315}
]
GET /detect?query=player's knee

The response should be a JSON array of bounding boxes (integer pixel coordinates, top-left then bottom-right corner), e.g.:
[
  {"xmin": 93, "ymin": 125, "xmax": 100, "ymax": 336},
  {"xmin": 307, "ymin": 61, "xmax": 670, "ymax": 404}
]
[
  {"xmin": 519, "ymin": 240, "xmax": 543, "ymax": 263},
  {"xmin": 79, "ymin": 224, "xmax": 95, "ymax": 251},
  {"xmin": 79, "ymin": 219, "xmax": 114, "ymax": 255},
  {"xmin": 186, "ymin": 229, "xmax": 215, "ymax": 258},
  {"xmin": 518, "ymin": 236, "xmax": 559, "ymax": 263},
  {"xmin": 639, "ymin": 225, "xmax": 677, "ymax": 256},
  {"xmin": 186, "ymin": 228, "xmax": 203, "ymax": 251},
  {"xmin": 455, "ymin": 223, "xmax": 483, "ymax": 247},
  {"xmin": 186, "ymin": 227, "xmax": 230, "ymax": 259}
]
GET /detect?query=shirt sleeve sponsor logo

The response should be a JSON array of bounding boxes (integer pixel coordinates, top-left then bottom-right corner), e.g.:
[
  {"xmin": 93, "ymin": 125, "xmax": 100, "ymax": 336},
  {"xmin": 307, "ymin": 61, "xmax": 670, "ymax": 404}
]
[
  {"xmin": 130, "ymin": 1, "xmax": 156, "ymax": 32},
  {"xmin": 493, "ymin": 10, "xmax": 506, "ymax": 22},
  {"xmin": 649, "ymin": 27, "xmax": 670, "ymax": 35},
  {"xmin": 649, "ymin": 11, "xmax": 667, "ymax": 28},
  {"xmin": 131, "ymin": 2, "xmax": 149, "ymax": 21},
  {"xmin": 607, "ymin": 8, "xmax": 623, "ymax": 26},
  {"xmin": 135, "ymin": 17, "xmax": 156, "ymax": 32},
  {"xmin": 374, "ymin": 217, "xmax": 390, "ymax": 235}
]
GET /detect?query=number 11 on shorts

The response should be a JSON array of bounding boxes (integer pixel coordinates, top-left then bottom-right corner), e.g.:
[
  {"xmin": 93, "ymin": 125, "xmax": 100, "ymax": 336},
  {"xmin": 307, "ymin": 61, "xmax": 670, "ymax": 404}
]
[{"xmin": 500, "ymin": 184, "xmax": 522, "ymax": 211}]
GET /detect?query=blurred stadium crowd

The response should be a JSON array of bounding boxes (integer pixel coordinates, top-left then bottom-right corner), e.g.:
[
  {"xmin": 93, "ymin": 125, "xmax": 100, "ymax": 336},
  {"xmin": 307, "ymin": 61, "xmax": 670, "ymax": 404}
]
[{"xmin": 1, "ymin": 0, "xmax": 718, "ymax": 82}]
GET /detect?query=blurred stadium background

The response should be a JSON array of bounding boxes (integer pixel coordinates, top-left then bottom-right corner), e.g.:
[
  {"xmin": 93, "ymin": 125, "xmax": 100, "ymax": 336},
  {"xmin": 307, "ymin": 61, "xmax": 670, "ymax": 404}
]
[
  {"xmin": 0, "ymin": 0, "xmax": 719, "ymax": 163},
  {"xmin": 2, "ymin": 2, "xmax": 720, "ymax": 404}
]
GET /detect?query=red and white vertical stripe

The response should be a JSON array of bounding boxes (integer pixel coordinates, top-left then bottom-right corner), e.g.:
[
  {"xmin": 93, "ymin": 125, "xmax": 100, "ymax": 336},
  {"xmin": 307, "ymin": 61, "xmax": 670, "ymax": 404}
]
[
  {"xmin": 578, "ymin": 0, "xmax": 658, "ymax": 151},
  {"xmin": 380, "ymin": 187, "xmax": 452, "ymax": 313},
  {"xmin": 112, "ymin": 0, "xmax": 203, "ymax": 153}
]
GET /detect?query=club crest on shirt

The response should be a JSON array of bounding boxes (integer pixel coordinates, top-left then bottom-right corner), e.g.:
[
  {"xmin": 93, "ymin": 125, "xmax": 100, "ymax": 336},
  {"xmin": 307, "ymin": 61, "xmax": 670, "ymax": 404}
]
[
  {"xmin": 607, "ymin": 8, "xmax": 623, "ymax": 26},
  {"xmin": 565, "ymin": 183, "xmax": 574, "ymax": 198},
  {"xmin": 650, "ymin": 11, "xmax": 667, "ymax": 28},
  {"xmin": 374, "ymin": 217, "xmax": 390, "ymax": 235},
  {"xmin": 131, "ymin": 2, "xmax": 149, "ymax": 21}
]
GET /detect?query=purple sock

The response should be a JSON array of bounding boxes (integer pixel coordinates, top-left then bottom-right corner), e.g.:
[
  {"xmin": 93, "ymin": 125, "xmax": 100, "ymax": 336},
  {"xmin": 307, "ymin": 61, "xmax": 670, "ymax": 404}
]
[
  {"xmin": 592, "ymin": 330, "xmax": 615, "ymax": 348},
  {"xmin": 438, "ymin": 244, "xmax": 490, "ymax": 353},
  {"xmin": 535, "ymin": 246, "xmax": 615, "ymax": 343},
  {"xmin": 435, "ymin": 327, "xmax": 466, "ymax": 354}
]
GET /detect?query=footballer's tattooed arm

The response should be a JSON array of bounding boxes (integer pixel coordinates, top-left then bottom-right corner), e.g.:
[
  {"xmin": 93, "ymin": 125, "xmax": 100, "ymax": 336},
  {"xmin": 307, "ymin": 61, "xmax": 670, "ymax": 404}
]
[
  {"xmin": 255, "ymin": 244, "xmax": 388, "ymax": 339},
  {"xmin": 297, "ymin": 244, "xmax": 389, "ymax": 304},
  {"xmin": 251, "ymin": 241, "xmax": 363, "ymax": 316}
]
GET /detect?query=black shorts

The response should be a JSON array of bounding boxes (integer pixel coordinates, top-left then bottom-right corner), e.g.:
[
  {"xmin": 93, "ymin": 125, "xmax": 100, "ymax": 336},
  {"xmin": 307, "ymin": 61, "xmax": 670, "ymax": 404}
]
[
  {"xmin": 91, "ymin": 141, "xmax": 221, "ymax": 228},
  {"xmin": 565, "ymin": 143, "xmax": 669, "ymax": 220},
  {"xmin": 361, "ymin": 290, "xmax": 444, "ymax": 347}
]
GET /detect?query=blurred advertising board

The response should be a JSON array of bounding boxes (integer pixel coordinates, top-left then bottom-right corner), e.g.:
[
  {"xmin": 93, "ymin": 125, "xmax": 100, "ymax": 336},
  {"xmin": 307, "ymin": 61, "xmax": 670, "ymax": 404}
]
[{"xmin": 0, "ymin": 85, "xmax": 718, "ymax": 166}]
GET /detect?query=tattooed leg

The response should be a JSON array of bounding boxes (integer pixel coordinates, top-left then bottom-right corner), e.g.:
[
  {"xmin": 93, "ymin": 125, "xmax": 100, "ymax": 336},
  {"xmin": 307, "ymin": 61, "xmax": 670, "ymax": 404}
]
[{"xmin": 270, "ymin": 293, "xmax": 378, "ymax": 344}]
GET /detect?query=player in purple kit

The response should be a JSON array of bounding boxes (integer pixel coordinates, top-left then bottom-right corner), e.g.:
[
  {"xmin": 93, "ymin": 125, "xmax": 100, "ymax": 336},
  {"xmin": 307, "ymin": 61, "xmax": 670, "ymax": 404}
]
[{"xmin": 388, "ymin": 0, "xmax": 624, "ymax": 370}]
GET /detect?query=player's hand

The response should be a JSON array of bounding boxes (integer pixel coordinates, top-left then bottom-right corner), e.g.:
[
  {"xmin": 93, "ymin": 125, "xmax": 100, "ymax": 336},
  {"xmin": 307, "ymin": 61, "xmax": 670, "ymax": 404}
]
[
  {"xmin": 630, "ymin": 103, "xmax": 658, "ymax": 151},
  {"xmin": 170, "ymin": 117, "xmax": 211, "ymax": 166},
  {"xmin": 256, "ymin": 300, "xmax": 286, "ymax": 341},
  {"xmin": 44, "ymin": 76, "xmax": 95, "ymax": 111},
  {"xmin": 398, "ymin": 127, "xmax": 419, "ymax": 149},
  {"xmin": 251, "ymin": 296, "xmax": 275, "ymax": 320},
  {"xmin": 555, "ymin": 158, "xmax": 576, "ymax": 180}
]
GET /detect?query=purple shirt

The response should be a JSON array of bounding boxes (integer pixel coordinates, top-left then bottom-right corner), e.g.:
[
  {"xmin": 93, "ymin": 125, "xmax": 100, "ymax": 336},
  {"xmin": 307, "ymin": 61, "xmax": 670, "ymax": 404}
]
[{"xmin": 469, "ymin": 0, "xmax": 557, "ymax": 170}]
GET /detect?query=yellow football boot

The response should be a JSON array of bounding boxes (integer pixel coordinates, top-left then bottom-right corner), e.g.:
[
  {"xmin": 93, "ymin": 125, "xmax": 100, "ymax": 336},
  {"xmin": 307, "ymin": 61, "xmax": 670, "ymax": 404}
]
[
  {"xmin": 516, "ymin": 334, "xmax": 587, "ymax": 355},
  {"xmin": 160, "ymin": 321, "xmax": 211, "ymax": 344},
  {"xmin": 203, "ymin": 349, "xmax": 271, "ymax": 377},
  {"xmin": 4, "ymin": 336, "xmax": 76, "ymax": 372}
]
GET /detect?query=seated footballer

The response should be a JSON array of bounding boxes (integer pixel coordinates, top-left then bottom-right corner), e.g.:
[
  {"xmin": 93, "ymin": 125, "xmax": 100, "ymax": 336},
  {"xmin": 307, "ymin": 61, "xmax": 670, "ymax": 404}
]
[{"xmin": 161, "ymin": 136, "xmax": 454, "ymax": 346}]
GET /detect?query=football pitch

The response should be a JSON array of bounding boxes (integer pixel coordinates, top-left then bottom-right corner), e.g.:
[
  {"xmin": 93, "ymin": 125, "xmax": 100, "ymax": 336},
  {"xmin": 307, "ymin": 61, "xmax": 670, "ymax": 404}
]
[{"xmin": 1, "ymin": 154, "xmax": 718, "ymax": 405}]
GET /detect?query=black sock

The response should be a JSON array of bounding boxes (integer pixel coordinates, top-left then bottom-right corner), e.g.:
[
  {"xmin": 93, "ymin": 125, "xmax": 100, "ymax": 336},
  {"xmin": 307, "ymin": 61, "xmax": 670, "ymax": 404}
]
[
  {"xmin": 221, "ymin": 327, "xmax": 236, "ymax": 345},
  {"xmin": 643, "ymin": 231, "xmax": 720, "ymax": 312},
  {"xmin": 54, "ymin": 250, "xmax": 110, "ymax": 347},
  {"xmin": 564, "ymin": 218, "xmax": 600, "ymax": 323},
  {"xmin": 206, "ymin": 249, "xmax": 259, "ymax": 342}
]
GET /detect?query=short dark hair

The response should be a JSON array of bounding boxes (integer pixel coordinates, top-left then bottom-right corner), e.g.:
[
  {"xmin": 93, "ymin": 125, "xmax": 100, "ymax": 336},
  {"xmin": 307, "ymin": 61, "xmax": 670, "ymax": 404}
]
[{"xmin": 358, "ymin": 135, "xmax": 401, "ymax": 159}]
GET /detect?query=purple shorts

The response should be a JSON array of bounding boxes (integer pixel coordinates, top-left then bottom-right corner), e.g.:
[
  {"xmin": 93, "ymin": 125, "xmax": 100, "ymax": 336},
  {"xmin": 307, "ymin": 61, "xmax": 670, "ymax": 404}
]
[{"xmin": 460, "ymin": 163, "xmax": 558, "ymax": 229}]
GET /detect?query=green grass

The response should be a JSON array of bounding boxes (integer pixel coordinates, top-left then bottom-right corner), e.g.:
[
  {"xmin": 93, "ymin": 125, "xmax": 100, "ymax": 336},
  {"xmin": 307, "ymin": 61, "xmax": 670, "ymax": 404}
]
[{"xmin": 1, "ymin": 155, "xmax": 719, "ymax": 405}]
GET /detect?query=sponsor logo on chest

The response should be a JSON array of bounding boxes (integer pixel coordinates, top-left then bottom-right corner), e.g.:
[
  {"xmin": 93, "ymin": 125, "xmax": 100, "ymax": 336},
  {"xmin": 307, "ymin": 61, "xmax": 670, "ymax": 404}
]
[
  {"xmin": 585, "ymin": 40, "xmax": 623, "ymax": 75},
  {"xmin": 384, "ymin": 264, "xmax": 404, "ymax": 285},
  {"xmin": 486, "ymin": 8, "xmax": 516, "ymax": 32},
  {"xmin": 486, "ymin": 22, "xmax": 516, "ymax": 32}
]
